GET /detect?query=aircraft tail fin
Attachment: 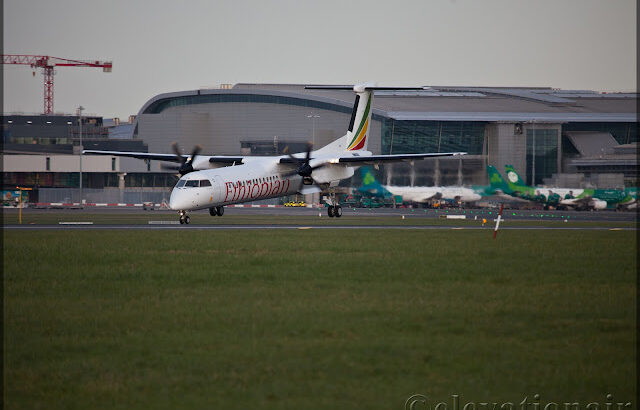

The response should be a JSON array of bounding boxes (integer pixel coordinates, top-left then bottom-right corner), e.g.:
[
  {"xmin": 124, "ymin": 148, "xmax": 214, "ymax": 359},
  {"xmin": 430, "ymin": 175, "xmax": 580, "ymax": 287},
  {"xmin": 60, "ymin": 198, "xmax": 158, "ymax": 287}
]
[
  {"xmin": 309, "ymin": 84, "xmax": 422, "ymax": 154},
  {"xmin": 504, "ymin": 164, "xmax": 528, "ymax": 191},
  {"xmin": 358, "ymin": 167, "xmax": 391, "ymax": 197},
  {"xmin": 343, "ymin": 86, "xmax": 373, "ymax": 152},
  {"xmin": 487, "ymin": 165, "xmax": 512, "ymax": 194}
]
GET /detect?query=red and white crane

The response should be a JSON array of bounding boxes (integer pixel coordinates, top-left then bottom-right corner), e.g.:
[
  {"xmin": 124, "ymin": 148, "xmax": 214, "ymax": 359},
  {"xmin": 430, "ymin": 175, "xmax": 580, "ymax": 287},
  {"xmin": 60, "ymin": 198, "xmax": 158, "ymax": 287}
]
[{"xmin": 2, "ymin": 54, "xmax": 112, "ymax": 114}]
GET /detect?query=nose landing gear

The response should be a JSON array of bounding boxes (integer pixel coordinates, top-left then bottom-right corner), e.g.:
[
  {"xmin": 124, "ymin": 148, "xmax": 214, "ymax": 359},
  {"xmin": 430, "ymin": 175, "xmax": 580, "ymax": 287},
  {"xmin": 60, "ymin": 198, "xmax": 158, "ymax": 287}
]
[{"xmin": 179, "ymin": 210, "xmax": 190, "ymax": 224}]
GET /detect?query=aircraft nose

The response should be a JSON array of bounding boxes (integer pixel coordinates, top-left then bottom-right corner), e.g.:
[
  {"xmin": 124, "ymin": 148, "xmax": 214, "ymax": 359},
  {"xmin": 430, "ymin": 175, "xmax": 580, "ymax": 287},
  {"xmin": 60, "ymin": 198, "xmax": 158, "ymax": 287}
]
[{"xmin": 169, "ymin": 190, "xmax": 187, "ymax": 210}]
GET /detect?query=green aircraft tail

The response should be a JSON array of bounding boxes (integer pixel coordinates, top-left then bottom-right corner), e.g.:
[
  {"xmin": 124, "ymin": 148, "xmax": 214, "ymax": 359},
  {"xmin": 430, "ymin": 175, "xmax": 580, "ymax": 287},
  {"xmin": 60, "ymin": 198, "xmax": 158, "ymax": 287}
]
[
  {"xmin": 358, "ymin": 167, "xmax": 392, "ymax": 197},
  {"xmin": 487, "ymin": 165, "xmax": 512, "ymax": 194},
  {"xmin": 504, "ymin": 164, "xmax": 528, "ymax": 191}
]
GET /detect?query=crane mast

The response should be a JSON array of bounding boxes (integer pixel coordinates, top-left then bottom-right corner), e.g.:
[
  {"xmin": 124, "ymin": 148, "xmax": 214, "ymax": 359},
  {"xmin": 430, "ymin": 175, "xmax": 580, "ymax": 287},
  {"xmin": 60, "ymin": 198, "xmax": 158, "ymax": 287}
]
[{"xmin": 2, "ymin": 54, "xmax": 112, "ymax": 114}]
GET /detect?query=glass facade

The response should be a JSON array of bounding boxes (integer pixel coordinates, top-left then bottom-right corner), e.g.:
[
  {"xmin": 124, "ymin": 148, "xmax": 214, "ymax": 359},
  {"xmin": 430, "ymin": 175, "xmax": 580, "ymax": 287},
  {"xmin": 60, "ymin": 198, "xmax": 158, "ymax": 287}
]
[
  {"xmin": 381, "ymin": 119, "xmax": 486, "ymax": 155},
  {"xmin": 563, "ymin": 122, "xmax": 637, "ymax": 144},
  {"xmin": 526, "ymin": 129, "xmax": 558, "ymax": 185},
  {"xmin": 144, "ymin": 93, "xmax": 363, "ymax": 118}
]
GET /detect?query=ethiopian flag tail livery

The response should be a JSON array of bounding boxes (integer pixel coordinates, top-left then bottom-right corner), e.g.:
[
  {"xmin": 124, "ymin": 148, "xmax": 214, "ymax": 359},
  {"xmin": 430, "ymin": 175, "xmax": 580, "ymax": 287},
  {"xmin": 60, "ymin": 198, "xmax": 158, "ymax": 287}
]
[
  {"xmin": 308, "ymin": 83, "xmax": 430, "ymax": 155},
  {"xmin": 487, "ymin": 165, "xmax": 512, "ymax": 194},
  {"xmin": 311, "ymin": 84, "xmax": 376, "ymax": 154},
  {"xmin": 344, "ymin": 87, "xmax": 372, "ymax": 151}
]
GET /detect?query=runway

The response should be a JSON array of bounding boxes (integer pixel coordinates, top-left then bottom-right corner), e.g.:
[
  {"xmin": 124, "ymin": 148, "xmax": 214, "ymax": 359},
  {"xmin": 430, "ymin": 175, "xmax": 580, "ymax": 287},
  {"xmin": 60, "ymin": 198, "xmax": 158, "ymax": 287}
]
[
  {"xmin": 5, "ymin": 224, "xmax": 637, "ymax": 231},
  {"xmin": 5, "ymin": 205, "xmax": 638, "ymax": 222}
]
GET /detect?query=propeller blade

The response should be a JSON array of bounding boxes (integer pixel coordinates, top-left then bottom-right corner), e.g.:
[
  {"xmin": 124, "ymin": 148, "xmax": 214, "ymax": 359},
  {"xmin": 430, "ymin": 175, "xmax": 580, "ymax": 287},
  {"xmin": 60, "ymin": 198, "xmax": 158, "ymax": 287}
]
[
  {"xmin": 188, "ymin": 145, "xmax": 202, "ymax": 163},
  {"xmin": 305, "ymin": 141, "xmax": 313, "ymax": 162},
  {"xmin": 287, "ymin": 152, "xmax": 301, "ymax": 163},
  {"xmin": 171, "ymin": 142, "xmax": 185, "ymax": 164}
]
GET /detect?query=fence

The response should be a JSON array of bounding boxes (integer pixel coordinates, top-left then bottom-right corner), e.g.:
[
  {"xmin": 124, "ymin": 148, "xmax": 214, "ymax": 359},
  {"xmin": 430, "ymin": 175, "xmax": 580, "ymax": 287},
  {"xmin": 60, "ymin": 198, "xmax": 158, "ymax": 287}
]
[
  {"xmin": 33, "ymin": 188, "xmax": 287, "ymax": 206},
  {"xmin": 36, "ymin": 188, "xmax": 171, "ymax": 204}
]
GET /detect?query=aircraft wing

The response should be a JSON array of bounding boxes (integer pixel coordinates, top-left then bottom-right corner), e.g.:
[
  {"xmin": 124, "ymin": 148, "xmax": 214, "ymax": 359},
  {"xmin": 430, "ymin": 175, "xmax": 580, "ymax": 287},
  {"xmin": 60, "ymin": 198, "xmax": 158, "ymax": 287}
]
[
  {"xmin": 83, "ymin": 150, "xmax": 244, "ymax": 165},
  {"xmin": 335, "ymin": 151, "xmax": 465, "ymax": 165}
]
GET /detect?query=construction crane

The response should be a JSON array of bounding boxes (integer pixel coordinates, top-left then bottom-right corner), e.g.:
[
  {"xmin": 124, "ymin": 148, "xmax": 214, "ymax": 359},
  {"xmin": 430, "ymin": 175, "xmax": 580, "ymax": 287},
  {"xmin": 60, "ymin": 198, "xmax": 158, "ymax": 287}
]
[{"xmin": 2, "ymin": 54, "xmax": 113, "ymax": 114}]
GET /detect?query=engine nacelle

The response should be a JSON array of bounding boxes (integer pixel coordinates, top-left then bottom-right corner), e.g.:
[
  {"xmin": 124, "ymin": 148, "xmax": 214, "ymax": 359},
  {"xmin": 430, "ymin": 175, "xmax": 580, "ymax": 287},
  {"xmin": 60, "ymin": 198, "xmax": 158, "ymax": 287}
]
[{"xmin": 592, "ymin": 199, "xmax": 607, "ymax": 210}]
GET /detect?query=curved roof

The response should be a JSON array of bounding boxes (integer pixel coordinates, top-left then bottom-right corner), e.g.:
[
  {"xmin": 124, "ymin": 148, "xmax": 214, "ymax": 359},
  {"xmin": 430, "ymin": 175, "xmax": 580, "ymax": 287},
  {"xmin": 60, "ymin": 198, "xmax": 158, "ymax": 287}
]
[
  {"xmin": 139, "ymin": 88, "xmax": 387, "ymax": 120},
  {"xmin": 137, "ymin": 84, "xmax": 638, "ymax": 123}
]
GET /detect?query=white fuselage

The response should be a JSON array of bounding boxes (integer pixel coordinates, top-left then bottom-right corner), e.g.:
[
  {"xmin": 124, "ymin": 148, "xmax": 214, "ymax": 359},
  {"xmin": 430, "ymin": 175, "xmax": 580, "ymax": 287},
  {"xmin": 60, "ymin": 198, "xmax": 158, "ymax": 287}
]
[
  {"xmin": 169, "ymin": 154, "xmax": 356, "ymax": 211},
  {"xmin": 384, "ymin": 185, "xmax": 481, "ymax": 203},
  {"xmin": 169, "ymin": 158, "xmax": 298, "ymax": 211},
  {"xmin": 523, "ymin": 187, "xmax": 606, "ymax": 210}
]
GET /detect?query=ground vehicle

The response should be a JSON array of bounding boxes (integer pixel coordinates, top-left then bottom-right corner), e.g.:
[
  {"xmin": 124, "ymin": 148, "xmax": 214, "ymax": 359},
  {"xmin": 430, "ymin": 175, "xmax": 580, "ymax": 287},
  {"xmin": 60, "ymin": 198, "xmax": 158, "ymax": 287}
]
[{"xmin": 284, "ymin": 201, "xmax": 306, "ymax": 207}]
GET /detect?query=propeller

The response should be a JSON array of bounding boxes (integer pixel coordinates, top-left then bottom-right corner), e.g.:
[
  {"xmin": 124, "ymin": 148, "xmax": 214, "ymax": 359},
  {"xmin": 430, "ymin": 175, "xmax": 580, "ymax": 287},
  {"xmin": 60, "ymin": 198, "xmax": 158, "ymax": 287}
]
[
  {"xmin": 281, "ymin": 142, "xmax": 327, "ymax": 185},
  {"xmin": 161, "ymin": 142, "xmax": 202, "ymax": 176}
]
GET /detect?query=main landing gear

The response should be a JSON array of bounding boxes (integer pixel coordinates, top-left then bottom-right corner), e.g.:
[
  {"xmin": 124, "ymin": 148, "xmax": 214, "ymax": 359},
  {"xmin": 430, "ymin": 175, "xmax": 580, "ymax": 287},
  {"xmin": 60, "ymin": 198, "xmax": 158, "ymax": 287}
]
[
  {"xmin": 327, "ymin": 205, "xmax": 342, "ymax": 218},
  {"xmin": 209, "ymin": 206, "xmax": 224, "ymax": 217},
  {"xmin": 179, "ymin": 210, "xmax": 190, "ymax": 225},
  {"xmin": 324, "ymin": 191, "xmax": 342, "ymax": 218}
]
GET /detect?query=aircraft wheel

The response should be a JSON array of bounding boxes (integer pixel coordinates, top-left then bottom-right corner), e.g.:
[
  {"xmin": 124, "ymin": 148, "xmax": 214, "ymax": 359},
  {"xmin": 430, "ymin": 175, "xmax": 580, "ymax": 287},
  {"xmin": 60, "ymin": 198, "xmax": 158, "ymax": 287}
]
[
  {"xmin": 179, "ymin": 216, "xmax": 185, "ymax": 224},
  {"xmin": 184, "ymin": 215, "xmax": 191, "ymax": 224},
  {"xmin": 209, "ymin": 207, "xmax": 217, "ymax": 216},
  {"xmin": 216, "ymin": 206, "xmax": 224, "ymax": 216},
  {"xmin": 335, "ymin": 206, "xmax": 343, "ymax": 217},
  {"xmin": 328, "ymin": 206, "xmax": 335, "ymax": 217}
]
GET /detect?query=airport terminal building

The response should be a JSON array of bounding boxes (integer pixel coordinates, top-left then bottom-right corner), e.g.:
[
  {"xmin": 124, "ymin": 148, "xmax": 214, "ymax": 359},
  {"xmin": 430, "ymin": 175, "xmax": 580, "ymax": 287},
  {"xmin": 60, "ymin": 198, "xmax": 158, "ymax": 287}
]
[
  {"xmin": 135, "ymin": 83, "xmax": 637, "ymax": 187},
  {"xmin": 3, "ymin": 83, "xmax": 638, "ymax": 203}
]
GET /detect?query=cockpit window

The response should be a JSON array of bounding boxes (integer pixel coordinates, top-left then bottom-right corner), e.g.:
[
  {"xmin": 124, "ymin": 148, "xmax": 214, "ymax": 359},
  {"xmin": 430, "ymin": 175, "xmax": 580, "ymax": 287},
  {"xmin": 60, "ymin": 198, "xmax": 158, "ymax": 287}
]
[
  {"xmin": 176, "ymin": 180, "xmax": 186, "ymax": 188},
  {"xmin": 185, "ymin": 180, "xmax": 200, "ymax": 187},
  {"xmin": 200, "ymin": 179, "xmax": 212, "ymax": 187}
]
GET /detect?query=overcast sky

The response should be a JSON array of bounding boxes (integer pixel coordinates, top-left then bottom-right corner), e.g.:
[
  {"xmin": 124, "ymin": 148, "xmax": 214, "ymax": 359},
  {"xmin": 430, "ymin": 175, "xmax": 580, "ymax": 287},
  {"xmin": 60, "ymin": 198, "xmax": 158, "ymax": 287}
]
[{"xmin": 2, "ymin": 0, "xmax": 637, "ymax": 118}]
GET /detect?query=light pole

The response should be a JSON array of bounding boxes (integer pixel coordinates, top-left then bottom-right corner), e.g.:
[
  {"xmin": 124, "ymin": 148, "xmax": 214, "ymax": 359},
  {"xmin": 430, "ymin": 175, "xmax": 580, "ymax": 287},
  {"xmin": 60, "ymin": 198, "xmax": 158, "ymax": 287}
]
[
  {"xmin": 307, "ymin": 113, "xmax": 320, "ymax": 146},
  {"xmin": 530, "ymin": 120, "xmax": 536, "ymax": 186},
  {"xmin": 77, "ymin": 105, "xmax": 84, "ymax": 204}
]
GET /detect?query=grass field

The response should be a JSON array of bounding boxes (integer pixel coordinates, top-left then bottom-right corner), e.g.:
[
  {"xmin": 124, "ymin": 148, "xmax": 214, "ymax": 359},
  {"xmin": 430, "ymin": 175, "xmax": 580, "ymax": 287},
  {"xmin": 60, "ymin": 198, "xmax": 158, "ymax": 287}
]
[{"xmin": 3, "ymin": 229, "xmax": 637, "ymax": 409}]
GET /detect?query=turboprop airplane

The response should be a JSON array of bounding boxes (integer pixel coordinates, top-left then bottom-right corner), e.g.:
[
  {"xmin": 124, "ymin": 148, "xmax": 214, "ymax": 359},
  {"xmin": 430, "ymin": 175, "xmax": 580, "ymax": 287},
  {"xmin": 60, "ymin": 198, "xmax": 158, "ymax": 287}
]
[{"xmin": 85, "ymin": 84, "xmax": 466, "ymax": 224}]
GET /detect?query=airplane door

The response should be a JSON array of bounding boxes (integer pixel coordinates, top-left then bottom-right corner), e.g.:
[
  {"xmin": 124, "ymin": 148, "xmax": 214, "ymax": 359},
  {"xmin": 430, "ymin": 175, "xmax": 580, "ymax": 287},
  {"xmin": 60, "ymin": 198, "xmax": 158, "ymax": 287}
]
[{"xmin": 212, "ymin": 175, "xmax": 222, "ymax": 205}]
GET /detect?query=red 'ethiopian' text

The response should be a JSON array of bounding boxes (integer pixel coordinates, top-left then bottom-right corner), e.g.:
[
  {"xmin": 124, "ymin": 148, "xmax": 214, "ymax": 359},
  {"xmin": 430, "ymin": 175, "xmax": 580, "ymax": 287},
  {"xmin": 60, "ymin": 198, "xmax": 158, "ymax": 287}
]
[{"xmin": 224, "ymin": 178, "xmax": 291, "ymax": 203}]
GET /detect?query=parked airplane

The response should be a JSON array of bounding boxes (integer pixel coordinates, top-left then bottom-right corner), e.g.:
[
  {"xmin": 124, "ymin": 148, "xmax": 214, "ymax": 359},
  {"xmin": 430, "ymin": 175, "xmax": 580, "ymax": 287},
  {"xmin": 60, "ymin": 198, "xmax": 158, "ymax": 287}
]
[
  {"xmin": 356, "ymin": 167, "xmax": 485, "ymax": 204},
  {"xmin": 501, "ymin": 165, "xmax": 624, "ymax": 210},
  {"xmin": 85, "ymin": 84, "xmax": 465, "ymax": 223}
]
